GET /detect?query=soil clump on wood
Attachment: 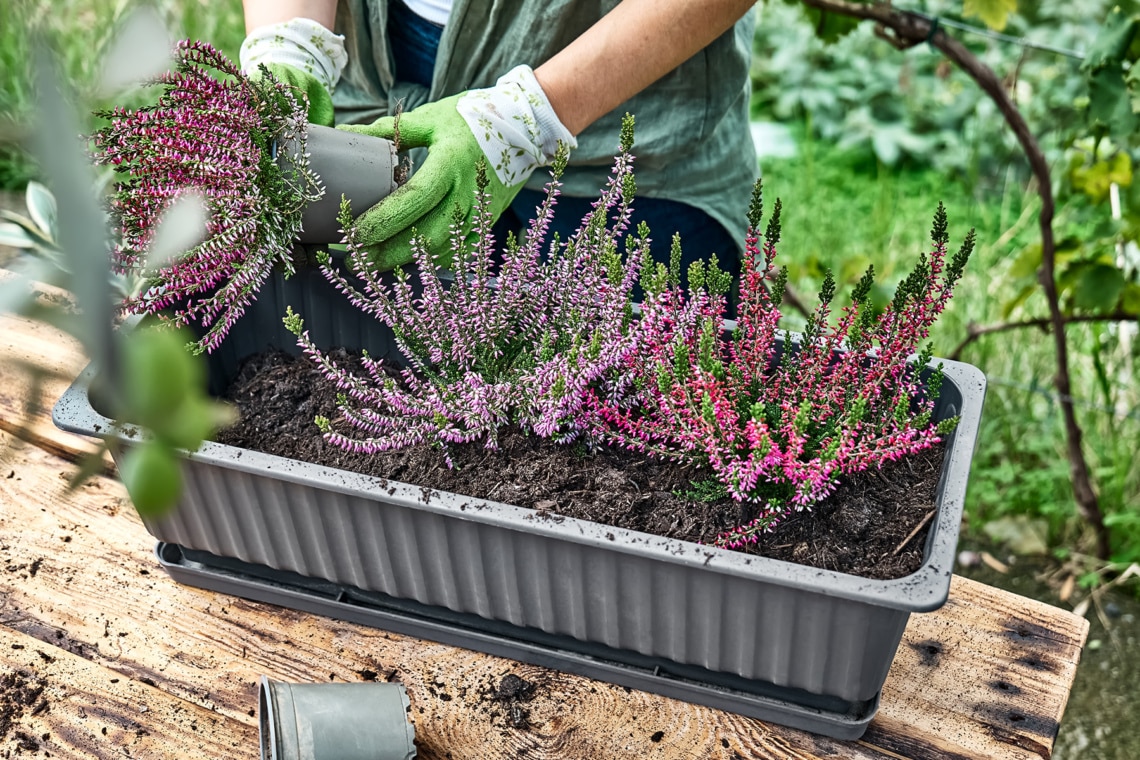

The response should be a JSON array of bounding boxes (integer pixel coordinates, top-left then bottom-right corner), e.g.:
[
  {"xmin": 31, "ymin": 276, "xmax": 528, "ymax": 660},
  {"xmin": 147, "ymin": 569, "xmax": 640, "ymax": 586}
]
[
  {"xmin": 0, "ymin": 668, "xmax": 48, "ymax": 752},
  {"xmin": 214, "ymin": 349, "xmax": 945, "ymax": 580}
]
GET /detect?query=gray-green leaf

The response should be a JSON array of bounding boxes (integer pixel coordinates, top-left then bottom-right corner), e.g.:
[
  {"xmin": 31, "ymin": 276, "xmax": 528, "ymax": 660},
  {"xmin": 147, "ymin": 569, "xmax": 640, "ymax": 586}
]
[
  {"xmin": 0, "ymin": 222, "xmax": 37, "ymax": 248},
  {"xmin": 24, "ymin": 181, "xmax": 57, "ymax": 240}
]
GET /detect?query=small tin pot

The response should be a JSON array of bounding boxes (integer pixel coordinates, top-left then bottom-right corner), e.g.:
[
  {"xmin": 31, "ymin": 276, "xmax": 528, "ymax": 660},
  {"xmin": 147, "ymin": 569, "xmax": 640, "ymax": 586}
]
[{"xmin": 258, "ymin": 676, "xmax": 416, "ymax": 760}]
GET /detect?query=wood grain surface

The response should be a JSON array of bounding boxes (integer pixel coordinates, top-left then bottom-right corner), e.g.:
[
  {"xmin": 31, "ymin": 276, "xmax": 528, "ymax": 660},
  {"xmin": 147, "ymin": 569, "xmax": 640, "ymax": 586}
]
[
  {"xmin": 0, "ymin": 311, "xmax": 107, "ymax": 466},
  {"xmin": 0, "ymin": 308, "xmax": 1089, "ymax": 759}
]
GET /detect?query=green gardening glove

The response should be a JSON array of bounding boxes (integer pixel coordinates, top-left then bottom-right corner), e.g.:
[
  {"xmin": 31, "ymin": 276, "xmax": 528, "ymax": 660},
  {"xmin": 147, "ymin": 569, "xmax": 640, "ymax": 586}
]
[
  {"xmin": 340, "ymin": 65, "xmax": 577, "ymax": 271},
  {"xmin": 239, "ymin": 18, "xmax": 348, "ymax": 128},
  {"xmin": 255, "ymin": 62, "xmax": 335, "ymax": 127}
]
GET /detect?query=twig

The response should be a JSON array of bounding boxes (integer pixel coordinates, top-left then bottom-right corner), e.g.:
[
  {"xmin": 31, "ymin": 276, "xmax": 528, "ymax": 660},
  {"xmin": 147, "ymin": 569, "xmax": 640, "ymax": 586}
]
[
  {"xmin": 948, "ymin": 311, "xmax": 1140, "ymax": 360},
  {"xmin": 391, "ymin": 100, "xmax": 411, "ymax": 186},
  {"xmin": 799, "ymin": 0, "xmax": 1112, "ymax": 559},
  {"xmin": 887, "ymin": 509, "xmax": 936, "ymax": 558}
]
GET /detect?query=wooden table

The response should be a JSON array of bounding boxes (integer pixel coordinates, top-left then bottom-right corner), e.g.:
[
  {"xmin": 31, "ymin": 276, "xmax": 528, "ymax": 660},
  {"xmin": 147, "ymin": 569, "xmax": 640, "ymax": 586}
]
[{"xmin": 0, "ymin": 309, "xmax": 1089, "ymax": 759}]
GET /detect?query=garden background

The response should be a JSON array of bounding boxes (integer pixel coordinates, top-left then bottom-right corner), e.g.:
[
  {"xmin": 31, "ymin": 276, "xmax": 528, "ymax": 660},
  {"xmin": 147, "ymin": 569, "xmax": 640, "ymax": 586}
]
[{"xmin": 1, "ymin": 0, "xmax": 1137, "ymax": 758}]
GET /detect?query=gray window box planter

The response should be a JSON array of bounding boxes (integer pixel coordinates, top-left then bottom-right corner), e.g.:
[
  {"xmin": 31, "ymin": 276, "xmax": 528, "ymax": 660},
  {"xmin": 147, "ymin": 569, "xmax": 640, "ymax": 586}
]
[{"xmin": 53, "ymin": 264, "xmax": 985, "ymax": 740}]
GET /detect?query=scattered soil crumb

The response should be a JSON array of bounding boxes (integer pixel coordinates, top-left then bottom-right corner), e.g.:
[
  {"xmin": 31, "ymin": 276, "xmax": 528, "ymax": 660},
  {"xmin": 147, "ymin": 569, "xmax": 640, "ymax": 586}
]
[
  {"xmin": 0, "ymin": 669, "xmax": 49, "ymax": 747},
  {"xmin": 485, "ymin": 673, "xmax": 538, "ymax": 730}
]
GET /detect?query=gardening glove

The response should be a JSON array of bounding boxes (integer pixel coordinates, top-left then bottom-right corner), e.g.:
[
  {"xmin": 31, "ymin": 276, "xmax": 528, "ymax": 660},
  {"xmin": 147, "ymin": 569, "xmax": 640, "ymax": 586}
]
[
  {"xmin": 340, "ymin": 65, "xmax": 577, "ymax": 271},
  {"xmin": 239, "ymin": 18, "xmax": 348, "ymax": 128}
]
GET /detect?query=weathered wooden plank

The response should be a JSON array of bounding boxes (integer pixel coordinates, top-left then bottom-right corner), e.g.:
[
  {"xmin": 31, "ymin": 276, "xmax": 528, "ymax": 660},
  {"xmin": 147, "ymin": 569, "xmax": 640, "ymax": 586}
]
[
  {"xmin": 0, "ymin": 310, "xmax": 110, "ymax": 469},
  {"xmin": 0, "ymin": 624, "xmax": 256, "ymax": 759},
  {"xmin": 0, "ymin": 430, "xmax": 1087, "ymax": 760},
  {"xmin": 874, "ymin": 579, "xmax": 1088, "ymax": 760}
]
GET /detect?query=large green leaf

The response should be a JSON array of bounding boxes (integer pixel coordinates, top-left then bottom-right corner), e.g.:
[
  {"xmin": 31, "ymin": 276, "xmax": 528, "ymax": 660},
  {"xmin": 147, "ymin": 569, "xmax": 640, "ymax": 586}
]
[
  {"xmin": 1073, "ymin": 263, "xmax": 1126, "ymax": 312},
  {"xmin": 1087, "ymin": 67, "xmax": 1140, "ymax": 138},
  {"xmin": 1070, "ymin": 150, "xmax": 1134, "ymax": 203},
  {"xmin": 0, "ymin": 222, "xmax": 36, "ymax": 248},
  {"xmin": 963, "ymin": 0, "xmax": 1018, "ymax": 32},
  {"xmin": 24, "ymin": 181, "xmax": 56, "ymax": 240},
  {"xmin": 1080, "ymin": 7, "xmax": 1138, "ymax": 74}
]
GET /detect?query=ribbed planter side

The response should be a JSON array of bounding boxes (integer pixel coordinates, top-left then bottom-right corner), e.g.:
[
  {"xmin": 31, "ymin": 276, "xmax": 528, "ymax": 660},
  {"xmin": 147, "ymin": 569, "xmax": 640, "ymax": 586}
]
[{"xmin": 145, "ymin": 462, "xmax": 908, "ymax": 702}]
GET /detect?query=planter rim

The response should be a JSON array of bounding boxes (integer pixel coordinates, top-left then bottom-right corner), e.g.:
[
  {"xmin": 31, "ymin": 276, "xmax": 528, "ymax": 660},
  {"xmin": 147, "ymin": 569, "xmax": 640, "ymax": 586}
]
[{"xmin": 53, "ymin": 354, "xmax": 985, "ymax": 613}]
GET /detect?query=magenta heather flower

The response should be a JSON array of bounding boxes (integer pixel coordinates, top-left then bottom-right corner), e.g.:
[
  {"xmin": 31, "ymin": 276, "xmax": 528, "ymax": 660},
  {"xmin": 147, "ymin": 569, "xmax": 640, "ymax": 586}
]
[
  {"xmin": 592, "ymin": 184, "xmax": 975, "ymax": 548},
  {"xmin": 92, "ymin": 40, "xmax": 322, "ymax": 354},
  {"xmin": 284, "ymin": 115, "xmax": 644, "ymax": 462}
]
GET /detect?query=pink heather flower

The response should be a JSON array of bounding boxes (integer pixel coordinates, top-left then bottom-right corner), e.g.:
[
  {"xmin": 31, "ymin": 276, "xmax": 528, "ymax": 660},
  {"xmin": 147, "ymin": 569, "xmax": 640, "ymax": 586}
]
[
  {"xmin": 592, "ymin": 185, "xmax": 975, "ymax": 548},
  {"xmin": 92, "ymin": 40, "xmax": 323, "ymax": 354}
]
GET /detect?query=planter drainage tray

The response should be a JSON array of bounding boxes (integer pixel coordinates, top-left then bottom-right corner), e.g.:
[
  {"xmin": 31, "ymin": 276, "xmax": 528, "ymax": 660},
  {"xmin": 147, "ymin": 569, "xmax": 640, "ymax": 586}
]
[{"xmin": 156, "ymin": 541, "xmax": 879, "ymax": 739}]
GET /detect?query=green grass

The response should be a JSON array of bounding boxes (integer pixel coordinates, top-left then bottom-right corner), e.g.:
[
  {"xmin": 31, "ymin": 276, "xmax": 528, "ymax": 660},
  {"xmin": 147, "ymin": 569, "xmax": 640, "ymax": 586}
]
[
  {"xmin": 1, "ymin": 0, "xmax": 245, "ymax": 189},
  {"xmin": 761, "ymin": 137, "xmax": 1140, "ymax": 564}
]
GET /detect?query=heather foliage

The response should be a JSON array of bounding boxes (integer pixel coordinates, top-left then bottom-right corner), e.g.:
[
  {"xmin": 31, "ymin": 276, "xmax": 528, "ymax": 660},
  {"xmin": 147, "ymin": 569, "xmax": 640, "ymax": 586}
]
[
  {"xmin": 594, "ymin": 185, "xmax": 975, "ymax": 548},
  {"xmin": 284, "ymin": 116, "xmax": 645, "ymax": 463},
  {"xmin": 92, "ymin": 40, "xmax": 322, "ymax": 354}
]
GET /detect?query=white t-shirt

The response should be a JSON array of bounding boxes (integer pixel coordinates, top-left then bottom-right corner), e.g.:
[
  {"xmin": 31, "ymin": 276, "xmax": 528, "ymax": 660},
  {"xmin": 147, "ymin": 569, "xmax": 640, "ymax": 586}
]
[{"xmin": 403, "ymin": 0, "xmax": 452, "ymax": 26}]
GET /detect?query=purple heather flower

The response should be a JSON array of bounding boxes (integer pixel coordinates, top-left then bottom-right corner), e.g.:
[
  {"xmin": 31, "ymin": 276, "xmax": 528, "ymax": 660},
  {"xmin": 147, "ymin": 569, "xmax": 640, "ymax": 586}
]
[
  {"xmin": 285, "ymin": 115, "xmax": 645, "ymax": 460},
  {"xmin": 92, "ymin": 40, "xmax": 322, "ymax": 354}
]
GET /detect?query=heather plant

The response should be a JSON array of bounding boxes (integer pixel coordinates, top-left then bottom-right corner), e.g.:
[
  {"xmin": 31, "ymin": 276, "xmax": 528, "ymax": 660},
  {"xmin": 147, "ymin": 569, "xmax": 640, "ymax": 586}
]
[
  {"xmin": 594, "ymin": 183, "xmax": 975, "ymax": 548},
  {"xmin": 91, "ymin": 39, "xmax": 322, "ymax": 354},
  {"xmin": 284, "ymin": 115, "xmax": 645, "ymax": 463}
]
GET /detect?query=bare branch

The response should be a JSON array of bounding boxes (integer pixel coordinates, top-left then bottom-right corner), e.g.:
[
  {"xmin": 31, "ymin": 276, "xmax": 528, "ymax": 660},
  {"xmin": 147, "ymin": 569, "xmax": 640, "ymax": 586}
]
[
  {"xmin": 799, "ymin": 0, "xmax": 1111, "ymax": 558},
  {"xmin": 948, "ymin": 312, "xmax": 1140, "ymax": 361}
]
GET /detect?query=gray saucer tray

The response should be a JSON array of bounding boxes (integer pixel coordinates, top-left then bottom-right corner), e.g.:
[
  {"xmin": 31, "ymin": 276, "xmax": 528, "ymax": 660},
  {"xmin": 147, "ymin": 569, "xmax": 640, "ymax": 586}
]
[{"xmin": 157, "ymin": 542, "xmax": 880, "ymax": 740}]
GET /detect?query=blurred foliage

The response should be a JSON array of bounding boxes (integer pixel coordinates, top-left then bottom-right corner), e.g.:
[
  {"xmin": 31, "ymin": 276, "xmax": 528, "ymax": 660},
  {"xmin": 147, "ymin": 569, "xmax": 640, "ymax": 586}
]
[
  {"xmin": 749, "ymin": 0, "xmax": 1140, "ymax": 566},
  {"xmin": 0, "ymin": 0, "xmax": 245, "ymax": 190},
  {"xmin": 752, "ymin": 0, "xmax": 1115, "ymax": 184},
  {"xmin": 757, "ymin": 134, "xmax": 1004, "ymax": 318}
]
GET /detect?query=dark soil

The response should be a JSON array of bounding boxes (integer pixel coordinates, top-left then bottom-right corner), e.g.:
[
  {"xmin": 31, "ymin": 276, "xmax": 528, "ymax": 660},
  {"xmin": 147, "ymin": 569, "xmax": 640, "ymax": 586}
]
[
  {"xmin": 487, "ymin": 673, "xmax": 537, "ymax": 730},
  {"xmin": 214, "ymin": 350, "xmax": 944, "ymax": 580},
  {"xmin": 0, "ymin": 669, "xmax": 48, "ymax": 751}
]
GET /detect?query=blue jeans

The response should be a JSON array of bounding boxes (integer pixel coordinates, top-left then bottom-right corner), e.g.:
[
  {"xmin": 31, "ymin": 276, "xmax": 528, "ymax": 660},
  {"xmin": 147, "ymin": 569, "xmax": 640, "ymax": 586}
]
[
  {"xmin": 494, "ymin": 190, "xmax": 740, "ymax": 313},
  {"xmin": 387, "ymin": 0, "xmax": 444, "ymax": 88}
]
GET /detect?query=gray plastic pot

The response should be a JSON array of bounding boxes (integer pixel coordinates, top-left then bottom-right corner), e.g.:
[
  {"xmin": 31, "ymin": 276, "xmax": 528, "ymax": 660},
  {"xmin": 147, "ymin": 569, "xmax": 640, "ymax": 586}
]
[
  {"xmin": 53, "ymin": 264, "xmax": 985, "ymax": 734},
  {"xmin": 291, "ymin": 124, "xmax": 398, "ymax": 244},
  {"xmin": 259, "ymin": 677, "xmax": 415, "ymax": 760}
]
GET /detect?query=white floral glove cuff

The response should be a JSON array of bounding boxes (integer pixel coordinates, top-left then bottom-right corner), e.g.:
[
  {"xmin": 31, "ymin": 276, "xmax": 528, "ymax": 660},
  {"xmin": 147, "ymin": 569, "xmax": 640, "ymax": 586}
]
[
  {"xmin": 239, "ymin": 18, "xmax": 348, "ymax": 92},
  {"xmin": 456, "ymin": 65, "xmax": 578, "ymax": 186}
]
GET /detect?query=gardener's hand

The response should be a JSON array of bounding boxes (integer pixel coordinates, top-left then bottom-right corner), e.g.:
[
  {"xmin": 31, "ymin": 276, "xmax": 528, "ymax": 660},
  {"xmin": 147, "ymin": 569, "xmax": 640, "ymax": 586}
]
[
  {"xmin": 340, "ymin": 65, "xmax": 577, "ymax": 271},
  {"xmin": 239, "ymin": 17, "xmax": 347, "ymax": 128}
]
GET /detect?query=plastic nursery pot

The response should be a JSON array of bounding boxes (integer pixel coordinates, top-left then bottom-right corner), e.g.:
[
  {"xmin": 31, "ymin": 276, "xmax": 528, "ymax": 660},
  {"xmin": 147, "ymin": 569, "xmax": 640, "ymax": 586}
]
[
  {"xmin": 259, "ymin": 677, "xmax": 416, "ymax": 760},
  {"xmin": 290, "ymin": 124, "xmax": 399, "ymax": 245}
]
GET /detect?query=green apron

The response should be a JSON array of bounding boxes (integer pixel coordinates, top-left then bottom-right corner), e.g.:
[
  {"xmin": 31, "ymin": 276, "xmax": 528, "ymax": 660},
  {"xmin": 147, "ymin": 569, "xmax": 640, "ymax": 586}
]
[{"xmin": 333, "ymin": 0, "xmax": 758, "ymax": 251}]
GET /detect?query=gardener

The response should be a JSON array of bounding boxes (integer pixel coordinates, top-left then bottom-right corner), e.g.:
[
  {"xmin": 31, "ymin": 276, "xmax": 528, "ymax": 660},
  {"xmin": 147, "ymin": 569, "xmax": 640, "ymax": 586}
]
[{"xmin": 239, "ymin": 0, "xmax": 758, "ymax": 289}]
